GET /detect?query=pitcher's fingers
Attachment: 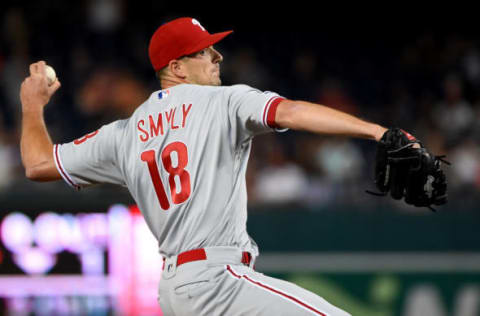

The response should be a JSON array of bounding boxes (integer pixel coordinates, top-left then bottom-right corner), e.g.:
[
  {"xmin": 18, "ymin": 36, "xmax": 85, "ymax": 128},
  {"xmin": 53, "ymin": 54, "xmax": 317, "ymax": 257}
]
[
  {"xmin": 29, "ymin": 62, "xmax": 38, "ymax": 75},
  {"xmin": 29, "ymin": 61, "xmax": 47, "ymax": 75},
  {"xmin": 49, "ymin": 79, "xmax": 61, "ymax": 94},
  {"xmin": 38, "ymin": 61, "xmax": 47, "ymax": 76}
]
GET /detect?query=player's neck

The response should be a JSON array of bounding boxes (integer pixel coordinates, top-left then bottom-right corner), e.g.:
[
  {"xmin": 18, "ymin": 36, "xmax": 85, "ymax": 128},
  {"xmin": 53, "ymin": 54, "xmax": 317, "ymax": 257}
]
[
  {"xmin": 160, "ymin": 79, "xmax": 187, "ymax": 90},
  {"xmin": 159, "ymin": 71, "xmax": 191, "ymax": 89}
]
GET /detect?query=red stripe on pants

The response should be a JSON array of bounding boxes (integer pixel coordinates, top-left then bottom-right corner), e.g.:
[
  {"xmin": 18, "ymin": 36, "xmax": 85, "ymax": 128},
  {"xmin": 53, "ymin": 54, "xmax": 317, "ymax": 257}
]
[{"xmin": 226, "ymin": 265, "xmax": 327, "ymax": 316}]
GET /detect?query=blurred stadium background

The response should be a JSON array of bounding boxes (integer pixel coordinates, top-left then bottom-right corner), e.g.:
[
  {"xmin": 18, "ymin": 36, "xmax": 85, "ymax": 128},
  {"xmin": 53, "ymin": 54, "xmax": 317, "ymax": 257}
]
[{"xmin": 0, "ymin": 2, "xmax": 479, "ymax": 315}]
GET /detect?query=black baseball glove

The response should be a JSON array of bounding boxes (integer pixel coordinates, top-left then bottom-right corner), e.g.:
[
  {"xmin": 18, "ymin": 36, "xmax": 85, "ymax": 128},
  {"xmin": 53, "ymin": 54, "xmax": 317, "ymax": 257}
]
[{"xmin": 369, "ymin": 128, "xmax": 449, "ymax": 211}]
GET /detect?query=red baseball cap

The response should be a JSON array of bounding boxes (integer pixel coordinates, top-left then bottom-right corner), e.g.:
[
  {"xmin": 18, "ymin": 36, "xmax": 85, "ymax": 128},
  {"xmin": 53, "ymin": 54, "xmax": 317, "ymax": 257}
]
[{"xmin": 149, "ymin": 17, "xmax": 233, "ymax": 71}]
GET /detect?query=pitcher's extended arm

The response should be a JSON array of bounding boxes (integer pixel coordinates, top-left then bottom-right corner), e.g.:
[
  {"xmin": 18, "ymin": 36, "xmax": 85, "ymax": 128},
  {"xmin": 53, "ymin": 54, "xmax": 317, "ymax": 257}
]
[
  {"xmin": 275, "ymin": 99, "xmax": 387, "ymax": 141},
  {"xmin": 20, "ymin": 61, "xmax": 62, "ymax": 181}
]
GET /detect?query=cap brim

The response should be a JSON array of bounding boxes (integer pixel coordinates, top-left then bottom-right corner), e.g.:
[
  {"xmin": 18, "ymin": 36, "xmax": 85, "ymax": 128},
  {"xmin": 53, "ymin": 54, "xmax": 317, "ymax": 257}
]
[{"xmin": 183, "ymin": 31, "xmax": 233, "ymax": 57}]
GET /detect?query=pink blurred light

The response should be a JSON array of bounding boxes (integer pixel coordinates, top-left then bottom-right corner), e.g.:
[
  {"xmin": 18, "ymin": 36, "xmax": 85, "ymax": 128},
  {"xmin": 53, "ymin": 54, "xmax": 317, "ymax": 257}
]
[
  {"xmin": 62, "ymin": 214, "xmax": 89, "ymax": 253},
  {"xmin": 81, "ymin": 249, "xmax": 104, "ymax": 275},
  {"xmin": 0, "ymin": 204, "xmax": 163, "ymax": 315},
  {"xmin": 80, "ymin": 213, "xmax": 108, "ymax": 248},
  {"xmin": 0, "ymin": 276, "xmax": 111, "ymax": 296},
  {"xmin": 1, "ymin": 213, "xmax": 34, "ymax": 253},
  {"xmin": 13, "ymin": 247, "xmax": 56, "ymax": 275},
  {"xmin": 33, "ymin": 212, "xmax": 65, "ymax": 254}
]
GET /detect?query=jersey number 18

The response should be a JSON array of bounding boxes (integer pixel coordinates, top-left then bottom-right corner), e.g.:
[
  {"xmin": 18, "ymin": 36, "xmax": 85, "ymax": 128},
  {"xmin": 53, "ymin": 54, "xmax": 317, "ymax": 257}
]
[{"xmin": 140, "ymin": 141, "xmax": 191, "ymax": 210}]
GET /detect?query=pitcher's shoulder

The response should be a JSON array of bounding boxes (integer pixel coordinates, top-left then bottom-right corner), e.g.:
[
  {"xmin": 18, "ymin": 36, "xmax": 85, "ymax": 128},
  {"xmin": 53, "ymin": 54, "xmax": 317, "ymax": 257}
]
[{"xmin": 173, "ymin": 84, "xmax": 227, "ymax": 94}]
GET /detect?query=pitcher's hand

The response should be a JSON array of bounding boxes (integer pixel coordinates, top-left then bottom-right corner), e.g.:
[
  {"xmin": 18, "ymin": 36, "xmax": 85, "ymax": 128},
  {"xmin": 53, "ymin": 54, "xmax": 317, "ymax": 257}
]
[{"xmin": 20, "ymin": 61, "xmax": 61, "ymax": 113}]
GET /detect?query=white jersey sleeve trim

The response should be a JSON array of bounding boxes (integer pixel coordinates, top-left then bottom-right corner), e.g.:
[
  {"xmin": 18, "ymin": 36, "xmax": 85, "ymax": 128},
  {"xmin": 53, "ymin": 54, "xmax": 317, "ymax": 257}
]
[
  {"xmin": 261, "ymin": 96, "xmax": 288, "ymax": 132},
  {"xmin": 53, "ymin": 144, "xmax": 81, "ymax": 190},
  {"xmin": 261, "ymin": 96, "xmax": 277, "ymax": 128}
]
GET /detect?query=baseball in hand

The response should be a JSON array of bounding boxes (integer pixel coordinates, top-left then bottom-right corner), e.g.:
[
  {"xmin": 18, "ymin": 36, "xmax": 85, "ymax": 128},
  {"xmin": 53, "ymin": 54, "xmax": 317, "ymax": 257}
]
[{"xmin": 45, "ymin": 65, "xmax": 57, "ymax": 86}]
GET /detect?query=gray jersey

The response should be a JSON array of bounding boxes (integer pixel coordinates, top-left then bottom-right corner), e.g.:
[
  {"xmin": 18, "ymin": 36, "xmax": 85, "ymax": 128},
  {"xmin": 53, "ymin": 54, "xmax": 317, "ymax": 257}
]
[{"xmin": 54, "ymin": 84, "xmax": 285, "ymax": 257}]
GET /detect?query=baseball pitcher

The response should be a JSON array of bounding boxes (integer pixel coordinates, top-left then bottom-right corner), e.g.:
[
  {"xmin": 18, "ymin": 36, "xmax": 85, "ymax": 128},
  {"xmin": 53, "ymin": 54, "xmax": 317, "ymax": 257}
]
[{"xmin": 19, "ymin": 17, "xmax": 447, "ymax": 316}]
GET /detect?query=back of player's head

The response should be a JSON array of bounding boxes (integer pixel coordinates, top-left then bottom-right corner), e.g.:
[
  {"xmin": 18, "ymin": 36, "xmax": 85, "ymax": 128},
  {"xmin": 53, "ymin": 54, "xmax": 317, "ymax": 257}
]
[{"xmin": 149, "ymin": 17, "xmax": 232, "ymax": 71}]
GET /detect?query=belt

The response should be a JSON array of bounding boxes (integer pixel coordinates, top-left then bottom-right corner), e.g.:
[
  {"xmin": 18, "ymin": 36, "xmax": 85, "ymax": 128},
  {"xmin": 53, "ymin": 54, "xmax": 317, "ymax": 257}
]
[{"xmin": 162, "ymin": 248, "xmax": 253, "ymax": 270}]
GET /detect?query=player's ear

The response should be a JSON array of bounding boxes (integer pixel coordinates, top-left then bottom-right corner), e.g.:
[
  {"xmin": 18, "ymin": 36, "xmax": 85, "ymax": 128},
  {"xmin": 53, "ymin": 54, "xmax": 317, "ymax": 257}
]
[{"xmin": 168, "ymin": 59, "xmax": 187, "ymax": 79}]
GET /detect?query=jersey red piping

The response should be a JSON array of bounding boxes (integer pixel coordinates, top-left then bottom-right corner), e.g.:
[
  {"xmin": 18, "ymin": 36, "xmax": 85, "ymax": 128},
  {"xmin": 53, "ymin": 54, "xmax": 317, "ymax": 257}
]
[
  {"xmin": 54, "ymin": 144, "xmax": 80, "ymax": 190},
  {"xmin": 262, "ymin": 96, "xmax": 285, "ymax": 128},
  {"xmin": 226, "ymin": 265, "xmax": 328, "ymax": 316},
  {"xmin": 267, "ymin": 97, "xmax": 284, "ymax": 128},
  {"xmin": 262, "ymin": 96, "xmax": 276, "ymax": 126}
]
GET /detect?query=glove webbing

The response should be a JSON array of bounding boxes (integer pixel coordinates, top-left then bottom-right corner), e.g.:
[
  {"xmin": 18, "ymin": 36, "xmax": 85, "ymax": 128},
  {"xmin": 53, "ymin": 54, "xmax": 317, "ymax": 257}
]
[{"xmin": 366, "ymin": 150, "xmax": 450, "ymax": 212}]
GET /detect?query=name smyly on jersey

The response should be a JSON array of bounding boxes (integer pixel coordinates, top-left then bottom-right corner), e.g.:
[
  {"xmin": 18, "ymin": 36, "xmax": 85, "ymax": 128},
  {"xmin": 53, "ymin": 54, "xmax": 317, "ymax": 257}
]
[{"xmin": 137, "ymin": 103, "xmax": 192, "ymax": 142}]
